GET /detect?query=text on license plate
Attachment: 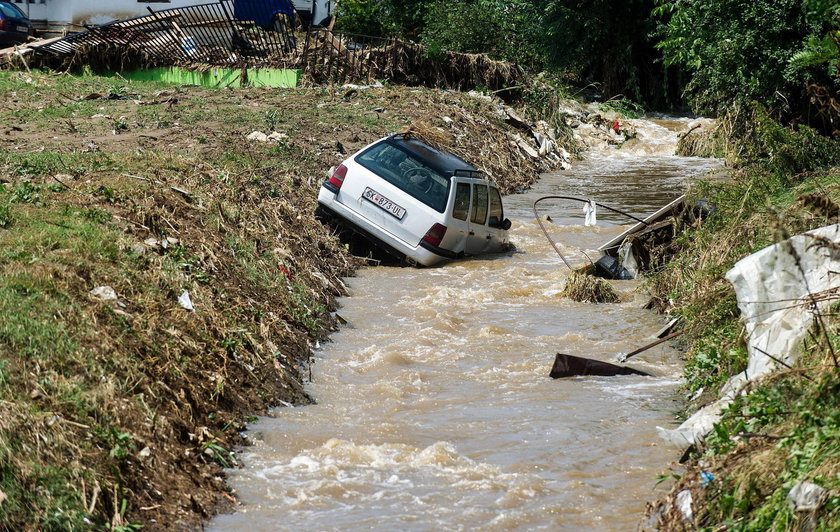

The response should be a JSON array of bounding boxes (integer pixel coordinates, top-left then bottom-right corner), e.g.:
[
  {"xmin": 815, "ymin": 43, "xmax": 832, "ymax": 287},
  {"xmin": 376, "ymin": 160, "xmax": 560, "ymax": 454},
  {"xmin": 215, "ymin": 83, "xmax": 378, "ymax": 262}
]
[
  {"xmin": 362, "ymin": 187, "xmax": 406, "ymax": 220},
  {"xmin": 17, "ymin": 26, "xmax": 28, "ymax": 33}
]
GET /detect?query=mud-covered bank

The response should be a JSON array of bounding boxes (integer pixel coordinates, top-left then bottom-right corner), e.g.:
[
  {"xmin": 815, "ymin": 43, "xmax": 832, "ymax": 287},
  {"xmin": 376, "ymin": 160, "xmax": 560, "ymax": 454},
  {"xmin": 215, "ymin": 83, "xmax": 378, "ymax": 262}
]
[{"xmin": 0, "ymin": 70, "xmax": 589, "ymax": 530}]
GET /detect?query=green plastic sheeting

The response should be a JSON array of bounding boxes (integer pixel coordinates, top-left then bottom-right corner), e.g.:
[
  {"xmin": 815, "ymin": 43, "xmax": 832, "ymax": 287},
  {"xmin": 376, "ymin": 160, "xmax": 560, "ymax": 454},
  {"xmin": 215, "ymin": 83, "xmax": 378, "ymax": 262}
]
[{"xmin": 117, "ymin": 67, "xmax": 300, "ymax": 88}]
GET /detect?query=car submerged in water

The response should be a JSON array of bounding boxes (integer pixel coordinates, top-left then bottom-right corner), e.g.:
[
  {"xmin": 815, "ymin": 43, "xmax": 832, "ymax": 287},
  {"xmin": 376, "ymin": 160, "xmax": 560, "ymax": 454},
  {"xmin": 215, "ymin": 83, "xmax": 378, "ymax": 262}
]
[{"xmin": 316, "ymin": 133, "xmax": 512, "ymax": 266}]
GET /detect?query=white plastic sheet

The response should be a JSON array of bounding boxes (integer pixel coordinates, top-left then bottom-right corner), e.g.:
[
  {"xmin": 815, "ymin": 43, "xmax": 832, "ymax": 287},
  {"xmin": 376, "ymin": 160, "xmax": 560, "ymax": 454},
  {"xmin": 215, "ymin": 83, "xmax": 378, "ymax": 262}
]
[
  {"xmin": 583, "ymin": 199, "xmax": 597, "ymax": 226},
  {"xmin": 658, "ymin": 224, "xmax": 840, "ymax": 448},
  {"xmin": 618, "ymin": 240, "xmax": 639, "ymax": 279}
]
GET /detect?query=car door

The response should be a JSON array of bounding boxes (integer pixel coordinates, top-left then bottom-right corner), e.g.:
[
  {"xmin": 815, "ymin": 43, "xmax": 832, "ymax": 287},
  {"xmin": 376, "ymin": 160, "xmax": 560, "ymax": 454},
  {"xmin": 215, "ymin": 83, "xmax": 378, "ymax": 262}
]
[
  {"xmin": 445, "ymin": 179, "xmax": 472, "ymax": 255},
  {"xmin": 465, "ymin": 183, "xmax": 493, "ymax": 255},
  {"xmin": 485, "ymin": 185, "xmax": 507, "ymax": 252}
]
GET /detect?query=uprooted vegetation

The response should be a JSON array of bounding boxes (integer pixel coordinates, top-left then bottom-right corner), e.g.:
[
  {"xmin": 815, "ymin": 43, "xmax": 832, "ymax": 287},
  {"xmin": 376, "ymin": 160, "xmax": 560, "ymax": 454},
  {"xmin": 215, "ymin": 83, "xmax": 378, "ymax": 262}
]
[
  {"xmin": 0, "ymin": 70, "xmax": 568, "ymax": 530},
  {"xmin": 560, "ymin": 270, "xmax": 620, "ymax": 304},
  {"xmin": 645, "ymin": 106, "xmax": 840, "ymax": 530}
]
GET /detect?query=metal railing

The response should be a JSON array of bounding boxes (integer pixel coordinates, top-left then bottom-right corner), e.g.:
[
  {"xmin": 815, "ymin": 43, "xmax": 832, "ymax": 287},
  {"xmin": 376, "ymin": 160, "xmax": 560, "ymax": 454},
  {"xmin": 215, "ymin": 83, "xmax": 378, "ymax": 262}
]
[
  {"xmin": 35, "ymin": 0, "xmax": 298, "ymax": 68},
  {"xmin": 28, "ymin": 7, "xmax": 521, "ymax": 91}
]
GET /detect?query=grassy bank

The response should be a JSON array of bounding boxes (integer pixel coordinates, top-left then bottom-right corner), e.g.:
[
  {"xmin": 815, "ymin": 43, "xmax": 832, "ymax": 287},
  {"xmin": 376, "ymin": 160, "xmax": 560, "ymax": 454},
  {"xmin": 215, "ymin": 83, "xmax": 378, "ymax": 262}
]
[
  {"xmin": 647, "ymin": 109, "xmax": 840, "ymax": 530},
  {"xmin": 0, "ymin": 70, "xmax": 563, "ymax": 530}
]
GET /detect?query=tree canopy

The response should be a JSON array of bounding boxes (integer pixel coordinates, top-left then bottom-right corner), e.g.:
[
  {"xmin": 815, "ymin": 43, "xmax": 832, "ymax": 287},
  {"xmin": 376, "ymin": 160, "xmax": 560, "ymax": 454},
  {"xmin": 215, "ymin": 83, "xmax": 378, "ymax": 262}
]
[{"xmin": 333, "ymin": 0, "xmax": 840, "ymax": 124}]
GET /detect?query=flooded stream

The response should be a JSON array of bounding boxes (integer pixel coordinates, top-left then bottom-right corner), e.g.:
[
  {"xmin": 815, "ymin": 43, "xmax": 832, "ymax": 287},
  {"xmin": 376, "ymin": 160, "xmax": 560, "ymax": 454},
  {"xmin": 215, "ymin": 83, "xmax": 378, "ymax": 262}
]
[{"xmin": 210, "ymin": 118, "xmax": 724, "ymax": 531}]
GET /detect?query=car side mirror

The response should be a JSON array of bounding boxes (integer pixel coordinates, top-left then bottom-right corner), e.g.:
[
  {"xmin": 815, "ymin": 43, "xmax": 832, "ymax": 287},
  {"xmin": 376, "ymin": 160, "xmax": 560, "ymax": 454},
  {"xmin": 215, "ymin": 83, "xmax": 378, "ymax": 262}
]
[{"xmin": 489, "ymin": 217, "xmax": 512, "ymax": 230}]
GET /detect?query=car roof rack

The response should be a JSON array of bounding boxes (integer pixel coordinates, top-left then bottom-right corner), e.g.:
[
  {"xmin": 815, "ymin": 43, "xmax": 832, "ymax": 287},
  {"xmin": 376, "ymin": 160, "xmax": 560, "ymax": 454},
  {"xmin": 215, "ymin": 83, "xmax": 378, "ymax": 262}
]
[{"xmin": 453, "ymin": 169, "xmax": 486, "ymax": 179}]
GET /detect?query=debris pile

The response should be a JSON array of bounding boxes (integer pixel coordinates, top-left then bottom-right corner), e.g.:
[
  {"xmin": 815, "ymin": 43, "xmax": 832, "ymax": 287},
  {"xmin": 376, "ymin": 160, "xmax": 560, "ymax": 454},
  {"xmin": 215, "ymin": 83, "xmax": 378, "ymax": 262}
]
[
  {"xmin": 596, "ymin": 196, "xmax": 713, "ymax": 280},
  {"xmin": 560, "ymin": 270, "xmax": 620, "ymax": 303}
]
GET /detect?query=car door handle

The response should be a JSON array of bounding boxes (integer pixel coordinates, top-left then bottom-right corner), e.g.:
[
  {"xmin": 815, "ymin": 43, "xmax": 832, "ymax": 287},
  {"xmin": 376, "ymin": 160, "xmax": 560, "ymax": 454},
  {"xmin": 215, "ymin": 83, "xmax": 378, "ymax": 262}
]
[{"xmin": 468, "ymin": 231, "xmax": 475, "ymax": 236}]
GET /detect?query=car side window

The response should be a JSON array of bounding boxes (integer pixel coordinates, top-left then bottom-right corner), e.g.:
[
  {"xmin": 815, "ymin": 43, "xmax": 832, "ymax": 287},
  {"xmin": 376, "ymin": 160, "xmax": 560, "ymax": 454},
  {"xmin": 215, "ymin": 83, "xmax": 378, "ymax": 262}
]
[
  {"xmin": 488, "ymin": 187, "xmax": 503, "ymax": 226},
  {"xmin": 452, "ymin": 183, "xmax": 470, "ymax": 221},
  {"xmin": 471, "ymin": 184, "xmax": 488, "ymax": 225}
]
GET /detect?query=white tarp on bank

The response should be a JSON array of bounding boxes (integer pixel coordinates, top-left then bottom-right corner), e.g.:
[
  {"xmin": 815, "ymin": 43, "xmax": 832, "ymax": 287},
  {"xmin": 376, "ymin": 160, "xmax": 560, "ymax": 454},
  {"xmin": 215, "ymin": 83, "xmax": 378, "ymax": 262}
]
[{"xmin": 658, "ymin": 223, "xmax": 840, "ymax": 448}]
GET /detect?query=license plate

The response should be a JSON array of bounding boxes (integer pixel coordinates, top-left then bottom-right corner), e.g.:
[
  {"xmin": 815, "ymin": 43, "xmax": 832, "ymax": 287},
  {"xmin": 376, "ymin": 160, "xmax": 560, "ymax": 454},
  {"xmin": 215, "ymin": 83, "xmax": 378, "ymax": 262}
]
[
  {"xmin": 362, "ymin": 187, "xmax": 406, "ymax": 220},
  {"xmin": 17, "ymin": 26, "xmax": 28, "ymax": 33}
]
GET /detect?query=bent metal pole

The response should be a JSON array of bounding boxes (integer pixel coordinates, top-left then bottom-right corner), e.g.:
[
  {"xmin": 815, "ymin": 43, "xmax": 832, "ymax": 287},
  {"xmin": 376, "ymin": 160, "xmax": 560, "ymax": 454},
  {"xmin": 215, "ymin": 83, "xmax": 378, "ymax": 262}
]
[{"xmin": 532, "ymin": 195, "xmax": 650, "ymax": 270}]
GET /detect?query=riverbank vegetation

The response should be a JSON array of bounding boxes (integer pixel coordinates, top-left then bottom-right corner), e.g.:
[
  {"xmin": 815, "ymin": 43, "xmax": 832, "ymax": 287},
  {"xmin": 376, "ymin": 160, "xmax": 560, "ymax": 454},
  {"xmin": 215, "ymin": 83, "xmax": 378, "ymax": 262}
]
[
  {"xmin": 335, "ymin": 0, "xmax": 839, "ymax": 121},
  {"xmin": 645, "ymin": 104, "xmax": 840, "ymax": 530}
]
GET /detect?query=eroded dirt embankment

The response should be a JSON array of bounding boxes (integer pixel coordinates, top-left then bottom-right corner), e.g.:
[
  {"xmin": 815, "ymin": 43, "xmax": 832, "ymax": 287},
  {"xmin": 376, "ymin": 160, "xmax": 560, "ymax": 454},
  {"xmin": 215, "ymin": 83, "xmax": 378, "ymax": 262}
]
[{"xmin": 0, "ymin": 71, "xmax": 575, "ymax": 530}]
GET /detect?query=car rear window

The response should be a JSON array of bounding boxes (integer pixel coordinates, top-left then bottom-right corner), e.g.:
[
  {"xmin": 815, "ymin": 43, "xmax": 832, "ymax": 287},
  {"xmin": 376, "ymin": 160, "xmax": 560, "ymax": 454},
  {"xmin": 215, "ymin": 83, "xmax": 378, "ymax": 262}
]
[
  {"xmin": 0, "ymin": 3, "xmax": 26, "ymax": 18},
  {"xmin": 356, "ymin": 141, "xmax": 451, "ymax": 213}
]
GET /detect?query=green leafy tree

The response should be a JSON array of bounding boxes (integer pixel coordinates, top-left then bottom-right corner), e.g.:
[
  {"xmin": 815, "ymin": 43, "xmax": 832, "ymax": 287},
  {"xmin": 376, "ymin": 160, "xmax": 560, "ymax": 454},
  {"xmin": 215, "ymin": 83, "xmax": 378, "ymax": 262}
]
[
  {"xmin": 421, "ymin": 0, "xmax": 542, "ymax": 66},
  {"xmin": 537, "ymin": 0, "xmax": 665, "ymax": 103},
  {"xmin": 653, "ymin": 0, "xmax": 839, "ymax": 122},
  {"xmin": 334, "ymin": 0, "xmax": 431, "ymax": 37}
]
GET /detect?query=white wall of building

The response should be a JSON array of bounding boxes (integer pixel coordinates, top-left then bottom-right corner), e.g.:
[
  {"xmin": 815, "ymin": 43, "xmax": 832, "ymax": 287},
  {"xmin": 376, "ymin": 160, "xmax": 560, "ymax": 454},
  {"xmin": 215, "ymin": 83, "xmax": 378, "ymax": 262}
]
[{"xmin": 10, "ymin": 0, "xmax": 332, "ymax": 29}]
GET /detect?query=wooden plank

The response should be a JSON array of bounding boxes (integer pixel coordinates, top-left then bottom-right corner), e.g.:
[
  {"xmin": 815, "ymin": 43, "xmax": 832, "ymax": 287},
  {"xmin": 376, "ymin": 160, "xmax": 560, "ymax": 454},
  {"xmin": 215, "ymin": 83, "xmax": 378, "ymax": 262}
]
[
  {"xmin": 0, "ymin": 35, "xmax": 64, "ymax": 56},
  {"xmin": 113, "ymin": 12, "xmax": 182, "ymax": 28},
  {"xmin": 597, "ymin": 195, "xmax": 687, "ymax": 254}
]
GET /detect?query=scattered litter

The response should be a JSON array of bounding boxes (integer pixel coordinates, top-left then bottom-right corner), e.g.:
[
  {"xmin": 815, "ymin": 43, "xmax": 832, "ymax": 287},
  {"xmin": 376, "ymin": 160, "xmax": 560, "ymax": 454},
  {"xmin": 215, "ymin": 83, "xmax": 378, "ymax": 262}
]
[
  {"xmin": 676, "ymin": 490, "xmax": 693, "ymax": 523},
  {"xmin": 700, "ymin": 471, "xmax": 714, "ymax": 487},
  {"xmin": 787, "ymin": 481, "xmax": 825, "ymax": 512},
  {"xmin": 0, "ymin": 488, "xmax": 5, "ymax": 506},
  {"xmin": 341, "ymin": 81, "xmax": 384, "ymax": 90},
  {"xmin": 89, "ymin": 286, "xmax": 118, "ymax": 301},
  {"xmin": 138, "ymin": 447, "xmax": 152, "ymax": 460},
  {"xmin": 514, "ymin": 134, "xmax": 539, "ymax": 158},
  {"xmin": 594, "ymin": 254, "xmax": 633, "ymax": 280},
  {"xmin": 617, "ymin": 240, "xmax": 639, "ymax": 278},
  {"xmin": 246, "ymin": 131, "xmax": 269, "ymax": 142},
  {"xmin": 549, "ymin": 353, "xmax": 650, "ymax": 378},
  {"xmin": 178, "ymin": 290, "xmax": 194, "ymax": 312},
  {"xmin": 247, "ymin": 131, "xmax": 289, "ymax": 142}
]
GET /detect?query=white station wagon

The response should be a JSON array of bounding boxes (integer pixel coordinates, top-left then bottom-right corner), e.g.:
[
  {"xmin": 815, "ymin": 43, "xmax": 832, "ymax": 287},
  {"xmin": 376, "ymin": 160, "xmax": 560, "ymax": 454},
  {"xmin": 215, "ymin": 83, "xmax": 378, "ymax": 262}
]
[{"xmin": 316, "ymin": 133, "xmax": 511, "ymax": 266}]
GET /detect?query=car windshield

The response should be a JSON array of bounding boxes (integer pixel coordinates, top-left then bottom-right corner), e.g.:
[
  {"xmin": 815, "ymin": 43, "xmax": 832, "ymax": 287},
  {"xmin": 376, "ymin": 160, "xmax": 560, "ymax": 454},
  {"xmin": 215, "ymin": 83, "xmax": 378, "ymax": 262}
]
[
  {"xmin": 356, "ymin": 141, "xmax": 451, "ymax": 213},
  {"xmin": 0, "ymin": 3, "xmax": 26, "ymax": 18}
]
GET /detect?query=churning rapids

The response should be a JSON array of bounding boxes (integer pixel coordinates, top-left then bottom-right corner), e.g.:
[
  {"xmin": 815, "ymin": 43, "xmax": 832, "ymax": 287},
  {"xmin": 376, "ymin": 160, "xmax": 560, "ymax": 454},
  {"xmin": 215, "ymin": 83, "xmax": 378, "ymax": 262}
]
[{"xmin": 209, "ymin": 118, "xmax": 724, "ymax": 531}]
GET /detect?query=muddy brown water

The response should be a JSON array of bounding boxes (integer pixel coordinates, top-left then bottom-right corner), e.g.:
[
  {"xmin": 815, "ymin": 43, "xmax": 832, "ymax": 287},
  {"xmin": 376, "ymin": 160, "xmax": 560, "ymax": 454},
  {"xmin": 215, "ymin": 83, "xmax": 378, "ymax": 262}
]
[{"xmin": 209, "ymin": 119, "xmax": 723, "ymax": 531}]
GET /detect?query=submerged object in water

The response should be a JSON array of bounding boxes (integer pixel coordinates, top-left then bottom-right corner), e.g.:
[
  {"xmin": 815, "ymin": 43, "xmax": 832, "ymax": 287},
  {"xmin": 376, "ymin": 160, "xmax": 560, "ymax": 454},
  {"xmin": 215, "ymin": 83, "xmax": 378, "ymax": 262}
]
[{"xmin": 549, "ymin": 353, "xmax": 650, "ymax": 378}]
